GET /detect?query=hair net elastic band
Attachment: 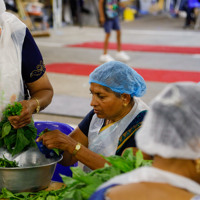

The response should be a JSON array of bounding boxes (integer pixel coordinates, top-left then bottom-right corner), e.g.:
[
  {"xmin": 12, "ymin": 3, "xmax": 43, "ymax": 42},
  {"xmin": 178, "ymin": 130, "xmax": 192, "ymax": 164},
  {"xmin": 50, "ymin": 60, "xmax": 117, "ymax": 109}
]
[{"xmin": 89, "ymin": 79, "xmax": 135, "ymax": 96}]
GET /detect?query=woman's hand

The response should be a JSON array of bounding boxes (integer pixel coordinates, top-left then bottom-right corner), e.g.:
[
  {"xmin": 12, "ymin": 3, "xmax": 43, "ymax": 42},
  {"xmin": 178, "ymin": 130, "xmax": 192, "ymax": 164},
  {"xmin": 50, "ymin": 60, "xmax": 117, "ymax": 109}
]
[
  {"xmin": 8, "ymin": 100, "xmax": 33, "ymax": 129},
  {"xmin": 36, "ymin": 130, "xmax": 75, "ymax": 152}
]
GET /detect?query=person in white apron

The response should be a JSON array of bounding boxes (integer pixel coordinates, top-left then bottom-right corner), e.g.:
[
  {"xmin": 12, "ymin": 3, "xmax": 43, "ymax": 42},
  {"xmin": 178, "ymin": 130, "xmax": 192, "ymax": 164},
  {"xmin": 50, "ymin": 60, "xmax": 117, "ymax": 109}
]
[
  {"xmin": 0, "ymin": 0, "xmax": 53, "ymax": 128},
  {"xmin": 90, "ymin": 82, "xmax": 200, "ymax": 200},
  {"xmin": 37, "ymin": 61, "xmax": 149, "ymax": 172}
]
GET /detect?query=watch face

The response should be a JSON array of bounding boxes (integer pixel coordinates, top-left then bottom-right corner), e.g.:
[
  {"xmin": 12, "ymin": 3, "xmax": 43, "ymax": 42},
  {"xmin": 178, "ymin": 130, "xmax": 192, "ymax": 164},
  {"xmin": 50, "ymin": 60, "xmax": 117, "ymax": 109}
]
[{"xmin": 76, "ymin": 144, "xmax": 81, "ymax": 150}]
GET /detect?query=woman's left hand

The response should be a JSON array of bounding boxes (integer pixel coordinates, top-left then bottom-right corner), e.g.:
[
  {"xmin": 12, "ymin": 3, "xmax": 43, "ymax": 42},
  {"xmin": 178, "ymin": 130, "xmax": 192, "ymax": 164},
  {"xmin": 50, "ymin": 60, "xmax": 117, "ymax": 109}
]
[{"xmin": 8, "ymin": 100, "xmax": 33, "ymax": 129}]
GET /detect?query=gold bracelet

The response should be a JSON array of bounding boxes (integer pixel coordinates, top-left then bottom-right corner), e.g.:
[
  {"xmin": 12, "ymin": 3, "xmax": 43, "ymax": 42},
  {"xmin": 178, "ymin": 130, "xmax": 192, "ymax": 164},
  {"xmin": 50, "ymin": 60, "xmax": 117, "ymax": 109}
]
[
  {"xmin": 72, "ymin": 142, "xmax": 81, "ymax": 156},
  {"xmin": 34, "ymin": 97, "xmax": 40, "ymax": 114}
]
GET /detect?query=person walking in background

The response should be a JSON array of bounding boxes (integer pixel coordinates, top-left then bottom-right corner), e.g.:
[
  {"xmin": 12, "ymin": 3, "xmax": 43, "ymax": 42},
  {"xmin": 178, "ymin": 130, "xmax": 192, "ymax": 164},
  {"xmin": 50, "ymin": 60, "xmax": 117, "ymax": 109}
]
[{"xmin": 99, "ymin": 0, "xmax": 130, "ymax": 63}]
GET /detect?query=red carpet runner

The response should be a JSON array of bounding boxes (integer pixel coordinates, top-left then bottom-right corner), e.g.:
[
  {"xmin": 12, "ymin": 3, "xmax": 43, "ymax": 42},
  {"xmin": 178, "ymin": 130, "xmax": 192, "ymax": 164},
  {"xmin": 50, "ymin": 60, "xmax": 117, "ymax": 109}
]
[
  {"xmin": 46, "ymin": 62, "xmax": 200, "ymax": 83},
  {"xmin": 67, "ymin": 42, "xmax": 200, "ymax": 54}
]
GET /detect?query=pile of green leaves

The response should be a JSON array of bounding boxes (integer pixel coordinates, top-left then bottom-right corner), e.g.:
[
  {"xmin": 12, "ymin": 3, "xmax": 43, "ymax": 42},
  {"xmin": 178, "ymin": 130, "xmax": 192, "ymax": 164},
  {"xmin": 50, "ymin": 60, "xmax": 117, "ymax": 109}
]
[
  {"xmin": 0, "ymin": 102, "xmax": 37, "ymax": 156},
  {"xmin": 0, "ymin": 155, "xmax": 18, "ymax": 168},
  {"xmin": 0, "ymin": 149, "xmax": 152, "ymax": 200}
]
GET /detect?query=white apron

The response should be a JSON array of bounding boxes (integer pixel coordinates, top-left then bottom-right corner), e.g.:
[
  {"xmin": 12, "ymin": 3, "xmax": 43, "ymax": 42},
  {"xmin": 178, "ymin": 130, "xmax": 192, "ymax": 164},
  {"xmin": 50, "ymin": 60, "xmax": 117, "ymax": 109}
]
[
  {"xmin": 88, "ymin": 98, "xmax": 148, "ymax": 157},
  {"xmin": 84, "ymin": 98, "xmax": 148, "ymax": 172},
  {"xmin": 98, "ymin": 166, "xmax": 200, "ymax": 198},
  {"xmin": 0, "ymin": 12, "xmax": 26, "ymax": 119}
]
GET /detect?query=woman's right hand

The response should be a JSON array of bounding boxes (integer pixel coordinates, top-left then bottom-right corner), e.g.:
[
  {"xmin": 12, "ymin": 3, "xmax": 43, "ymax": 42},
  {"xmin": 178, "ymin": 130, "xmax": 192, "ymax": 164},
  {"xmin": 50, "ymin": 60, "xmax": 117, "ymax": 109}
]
[{"xmin": 36, "ymin": 130, "xmax": 75, "ymax": 152}]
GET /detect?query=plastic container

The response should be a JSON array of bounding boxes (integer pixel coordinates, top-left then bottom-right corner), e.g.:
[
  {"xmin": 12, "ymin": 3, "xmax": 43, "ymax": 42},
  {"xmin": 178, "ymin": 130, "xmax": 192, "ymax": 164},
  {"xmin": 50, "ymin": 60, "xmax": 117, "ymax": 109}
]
[
  {"xmin": 34, "ymin": 121, "xmax": 78, "ymax": 182},
  {"xmin": 123, "ymin": 7, "xmax": 137, "ymax": 21}
]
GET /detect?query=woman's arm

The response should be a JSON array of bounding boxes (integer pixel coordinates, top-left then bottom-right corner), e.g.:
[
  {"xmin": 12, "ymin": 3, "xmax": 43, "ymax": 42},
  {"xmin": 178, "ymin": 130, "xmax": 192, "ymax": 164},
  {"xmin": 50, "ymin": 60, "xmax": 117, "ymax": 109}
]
[
  {"xmin": 36, "ymin": 127, "xmax": 110, "ymax": 170},
  {"xmin": 8, "ymin": 72, "xmax": 53, "ymax": 128}
]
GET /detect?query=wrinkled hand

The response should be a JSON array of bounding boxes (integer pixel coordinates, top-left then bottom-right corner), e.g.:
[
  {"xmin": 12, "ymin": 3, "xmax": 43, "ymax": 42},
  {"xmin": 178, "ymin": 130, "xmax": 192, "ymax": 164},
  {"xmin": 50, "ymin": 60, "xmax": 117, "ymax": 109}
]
[
  {"xmin": 8, "ymin": 100, "xmax": 33, "ymax": 129},
  {"xmin": 36, "ymin": 130, "xmax": 73, "ymax": 152}
]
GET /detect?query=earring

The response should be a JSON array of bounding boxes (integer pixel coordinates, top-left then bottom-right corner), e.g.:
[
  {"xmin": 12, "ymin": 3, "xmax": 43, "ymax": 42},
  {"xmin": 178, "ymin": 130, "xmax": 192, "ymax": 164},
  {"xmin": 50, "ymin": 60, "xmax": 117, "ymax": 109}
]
[
  {"xmin": 196, "ymin": 159, "xmax": 200, "ymax": 173},
  {"xmin": 124, "ymin": 104, "xmax": 127, "ymax": 107}
]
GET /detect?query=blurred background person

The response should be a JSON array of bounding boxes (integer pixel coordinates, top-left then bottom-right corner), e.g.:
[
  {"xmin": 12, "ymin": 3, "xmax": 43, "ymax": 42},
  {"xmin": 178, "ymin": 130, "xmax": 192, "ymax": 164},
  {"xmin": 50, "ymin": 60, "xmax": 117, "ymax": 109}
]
[{"xmin": 99, "ymin": 0, "xmax": 130, "ymax": 63}]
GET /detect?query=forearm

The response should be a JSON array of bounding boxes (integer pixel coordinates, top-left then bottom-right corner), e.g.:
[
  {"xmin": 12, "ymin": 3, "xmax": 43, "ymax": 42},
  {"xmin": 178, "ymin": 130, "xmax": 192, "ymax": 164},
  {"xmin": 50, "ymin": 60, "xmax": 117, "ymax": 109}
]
[
  {"xmin": 26, "ymin": 73, "xmax": 54, "ymax": 114},
  {"xmin": 74, "ymin": 145, "xmax": 110, "ymax": 170},
  {"xmin": 29, "ymin": 89, "xmax": 53, "ymax": 113},
  {"xmin": 61, "ymin": 143, "xmax": 110, "ymax": 170},
  {"xmin": 99, "ymin": 0, "xmax": 105, "ymax": 19},
  {"xmin": 36, "ymin": 128, "xmax": 110, "ymax": 170}
]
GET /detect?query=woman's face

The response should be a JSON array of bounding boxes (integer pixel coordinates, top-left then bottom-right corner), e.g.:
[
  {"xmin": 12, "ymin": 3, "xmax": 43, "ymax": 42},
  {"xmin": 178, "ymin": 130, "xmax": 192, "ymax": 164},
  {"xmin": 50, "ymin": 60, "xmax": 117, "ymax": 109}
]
[{"xmin": 90, "ymin": 83, "xmax": 126, "ymax": 122}]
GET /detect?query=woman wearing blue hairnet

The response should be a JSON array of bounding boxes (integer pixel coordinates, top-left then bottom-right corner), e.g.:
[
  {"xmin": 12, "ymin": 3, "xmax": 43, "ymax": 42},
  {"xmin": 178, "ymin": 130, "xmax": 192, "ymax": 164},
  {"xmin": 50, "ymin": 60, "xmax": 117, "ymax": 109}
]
[{"xmin": 37, "ymin": 61, "xmax": 149, "ymax": 172}]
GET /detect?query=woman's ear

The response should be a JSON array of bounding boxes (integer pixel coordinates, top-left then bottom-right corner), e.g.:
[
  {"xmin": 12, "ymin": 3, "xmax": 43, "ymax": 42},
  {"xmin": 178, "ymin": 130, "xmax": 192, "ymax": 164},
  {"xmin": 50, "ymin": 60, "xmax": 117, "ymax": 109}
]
[{"xmin": 121, "ymin": 94, "xmax": 131, "ymax": 105}]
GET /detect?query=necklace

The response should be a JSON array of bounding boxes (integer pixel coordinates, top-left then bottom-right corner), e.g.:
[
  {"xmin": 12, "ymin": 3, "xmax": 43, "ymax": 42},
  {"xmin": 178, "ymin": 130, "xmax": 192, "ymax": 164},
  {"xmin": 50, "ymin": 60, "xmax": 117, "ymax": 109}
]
[{"xmin": 105, "ymin": 119, "xmax": 111, "ymax": 125}]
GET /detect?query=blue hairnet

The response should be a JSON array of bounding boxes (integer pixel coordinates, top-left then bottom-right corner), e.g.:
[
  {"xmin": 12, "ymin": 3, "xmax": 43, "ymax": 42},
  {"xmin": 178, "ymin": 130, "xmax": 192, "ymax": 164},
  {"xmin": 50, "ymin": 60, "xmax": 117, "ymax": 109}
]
[{"xmin": 89, "ymin": 61, "xmax": 146, "ymax": 97}]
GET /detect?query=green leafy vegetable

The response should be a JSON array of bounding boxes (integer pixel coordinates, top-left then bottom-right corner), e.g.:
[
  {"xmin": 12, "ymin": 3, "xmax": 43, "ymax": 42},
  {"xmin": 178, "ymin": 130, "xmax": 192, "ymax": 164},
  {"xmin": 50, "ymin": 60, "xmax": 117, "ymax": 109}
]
[
  {"xmin": 0, "ymin": 102, "xmax": 37, "ymax": 156},
  {"xmin": 0, "ymin": 155, "xmax": 18, "ymax": 167},
  {"xmin": 0, "ymin": 149, "xmax": 152, "ymax": 200},
  {"xmin": 3, "ymin": 102, "xmax": 23, "ymax": 118}
]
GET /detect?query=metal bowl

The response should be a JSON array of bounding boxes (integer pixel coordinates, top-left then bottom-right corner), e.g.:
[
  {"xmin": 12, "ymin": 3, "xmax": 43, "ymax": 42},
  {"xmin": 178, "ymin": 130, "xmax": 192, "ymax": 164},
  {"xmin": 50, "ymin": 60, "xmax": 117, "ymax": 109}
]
[{"xmin": 0, "ymin": 147, "xmax": 63, "ymax": 193}]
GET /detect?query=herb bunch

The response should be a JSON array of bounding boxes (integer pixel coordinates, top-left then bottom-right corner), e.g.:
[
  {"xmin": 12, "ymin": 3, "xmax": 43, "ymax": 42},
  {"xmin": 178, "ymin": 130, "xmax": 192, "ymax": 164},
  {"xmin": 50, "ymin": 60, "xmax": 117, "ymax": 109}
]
[
  {"xmin": 0, "ymin": 155, "xmax": 18, "ymax": 168},
  {"xmin": 0, "ymin": 102, "xmax": 37, "ymax": 156}
]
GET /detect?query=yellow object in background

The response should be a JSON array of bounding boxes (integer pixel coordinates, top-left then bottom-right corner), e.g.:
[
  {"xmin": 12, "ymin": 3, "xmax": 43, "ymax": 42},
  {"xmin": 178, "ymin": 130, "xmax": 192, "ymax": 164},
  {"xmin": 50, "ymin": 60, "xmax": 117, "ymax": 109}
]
[{"xmin": 123, "ymin": 7, "xmax": 137, "ymax": 21}]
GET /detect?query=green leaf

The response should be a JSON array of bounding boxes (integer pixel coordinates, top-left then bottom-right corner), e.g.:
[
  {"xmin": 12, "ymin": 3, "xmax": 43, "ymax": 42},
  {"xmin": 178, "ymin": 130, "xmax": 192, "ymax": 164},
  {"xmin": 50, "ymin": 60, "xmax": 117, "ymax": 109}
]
[
  {"xmin": 59, "ymin": 190, "xmax": 82, "ymax": 200},
  {"xmin": 60, "ymin": 175, "xmax": 79, "ymax": 187},
  {"xmin": 52, "ymin": 148, "xmax": 60, "ymax": 155},
  {"xmin": 11, "ymin": 128, "xmax": 30, "ymax": 156},
  {"xmin": 71, "ymin": 166, "xmax": 87, "ymax": 178},
  {"xmin": 2, "ymin": 121, "xmax": 11, "ymax": 138},
  {"xmin": 135, "ymin": 150, "xmax": 144, "ymax": 168},
  {"xmin": 104, "ymin": 155, "xmax": 133, "ymax": 173},
  {"xmin": 3, "ymin": 102, "xmax": 22, "ymax": 118},
  {"xmin": 0, "ymin": 155, "xmax": 18, "ymax": 167},
  {"xmin": 1, "ymin": 188, "xmax": 21, "ymax": 199},
  {"xmin": 3, "ymin": 133, "xmax": 17, "ymax": 151},
  {"xmin": 46, "ymin": 195, "xmax": 58, "ymax": 200},
  {"xmin": 122, "ymin": 148, "xmax": 136, "ymax": 163},
  {"xmin": 80, "ymin": 183, "xmax": 102, "ymax": 200}
]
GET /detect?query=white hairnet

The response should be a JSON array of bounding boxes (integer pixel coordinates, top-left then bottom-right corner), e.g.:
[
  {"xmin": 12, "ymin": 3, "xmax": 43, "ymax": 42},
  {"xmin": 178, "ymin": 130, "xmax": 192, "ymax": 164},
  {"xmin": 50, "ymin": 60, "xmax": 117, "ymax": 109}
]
[
  {"xmin": 89, "ymin": 61, "xmax": 146, "ymax": 97},
  {"xmin": 0, "ymin": 0, "xmax": 6, "ymax": 15},
  {"xmin": 136, "ymin": 82, "xmax": 200, "ymax": 159}
]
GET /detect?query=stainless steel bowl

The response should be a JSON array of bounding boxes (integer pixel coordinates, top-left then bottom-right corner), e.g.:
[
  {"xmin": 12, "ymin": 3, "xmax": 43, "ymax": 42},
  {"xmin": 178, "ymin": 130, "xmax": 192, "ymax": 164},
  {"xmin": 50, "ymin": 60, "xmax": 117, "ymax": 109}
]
[{"xmin": 0, "ymin": 147, "xmax": 63, "ymax": 193}]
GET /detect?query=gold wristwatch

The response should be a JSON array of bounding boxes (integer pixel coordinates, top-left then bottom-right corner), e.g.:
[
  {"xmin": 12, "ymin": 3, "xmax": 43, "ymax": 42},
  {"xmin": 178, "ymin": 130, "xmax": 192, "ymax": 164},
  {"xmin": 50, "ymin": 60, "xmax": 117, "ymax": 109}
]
[{"xmin": 73, "ymin": 143, "xmax": 81, "ymax": 155}]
